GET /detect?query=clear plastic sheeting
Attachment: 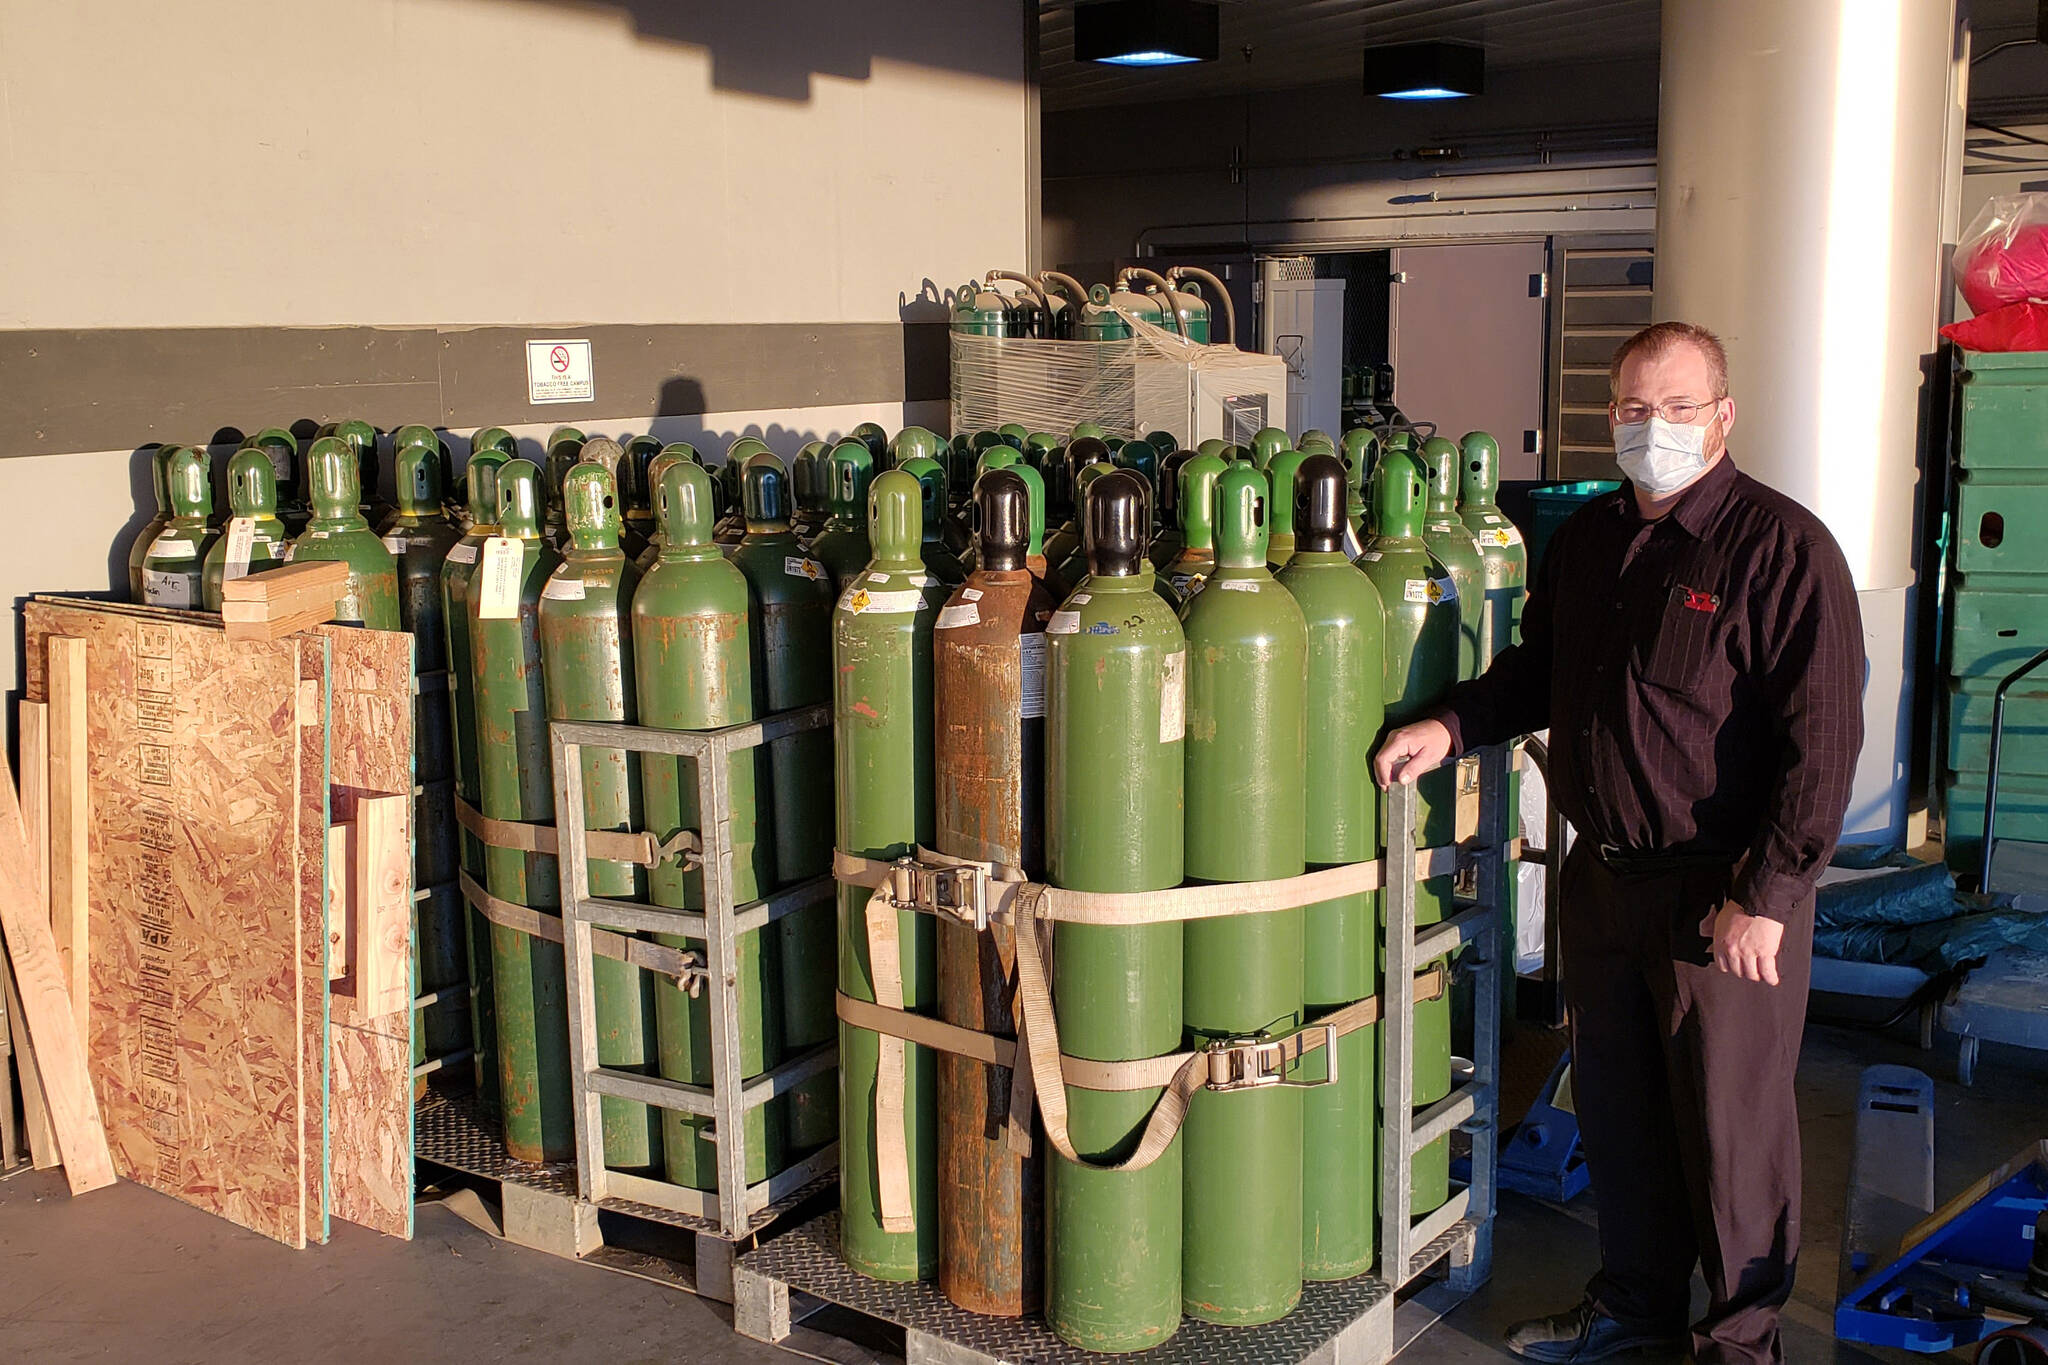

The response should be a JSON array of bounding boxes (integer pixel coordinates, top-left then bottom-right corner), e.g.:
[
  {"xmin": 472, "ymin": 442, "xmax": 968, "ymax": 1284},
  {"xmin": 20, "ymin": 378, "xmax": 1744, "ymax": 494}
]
[{"xmin": 950, "ymin": 310, "xmax": 1286, "ymax": 445}]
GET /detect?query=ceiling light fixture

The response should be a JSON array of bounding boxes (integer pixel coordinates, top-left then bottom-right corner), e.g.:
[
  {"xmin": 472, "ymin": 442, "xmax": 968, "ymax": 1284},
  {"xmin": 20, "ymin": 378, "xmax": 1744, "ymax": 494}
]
[
  {"xmin": 1364, "ymin": 41, "xmax": 1485, "ymax": 101},
  {"xmin": 1075, "ymin": 0, "xmax": 1221, "ymax": 67}
]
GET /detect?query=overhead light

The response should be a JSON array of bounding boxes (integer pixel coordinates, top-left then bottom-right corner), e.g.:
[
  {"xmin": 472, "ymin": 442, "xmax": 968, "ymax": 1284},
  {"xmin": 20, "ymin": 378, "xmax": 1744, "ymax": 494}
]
[
  {"xmin": 1075, "ymin": 0, "xmax": 1220, "ymax": 68},
  {"xmin": 1364, "ymin": 41, "xmax": 1484, "ymax": 101}
]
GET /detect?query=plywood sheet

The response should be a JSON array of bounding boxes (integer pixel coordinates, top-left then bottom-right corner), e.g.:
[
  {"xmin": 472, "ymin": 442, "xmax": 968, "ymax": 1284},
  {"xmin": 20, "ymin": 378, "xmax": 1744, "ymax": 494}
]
[
  {"xmin": 313, "ymin": 624, "xmax": 416, "ymax": 1241},
  {"xmin": 297, "ymin": 641, "xmax": 332, "ymax": 1246},
  {"xmin": 23, "ymin": 600, "xmax": 310, "ymax": 1246}
]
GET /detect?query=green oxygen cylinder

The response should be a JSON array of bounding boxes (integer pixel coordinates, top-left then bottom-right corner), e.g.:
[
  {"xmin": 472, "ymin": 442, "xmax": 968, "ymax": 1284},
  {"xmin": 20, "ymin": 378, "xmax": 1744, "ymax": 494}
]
[
  {"xmin": 1420, "ymin": 437, "xmax": 1484, "ymax": 679},
  {"xmin": 537, "ymin": 463, "xmax": 663, "ymax": 1174},
  {"xmin": 850, "ymin": 421, "xmax": 890, "ymax": 467},
  {"xmin": 1458, "ymin": 431, "xmax": 1527, "ymax": 666},
  {"xmin": 383, "ymin": 424, "xmax": 440, "ymax": 534},
  {"xmin": 1150, "ymin": 449, "xmax": 1191, "ymax": 570},
  {"xmin": 1355, "ymin": 450, "xmax": 1459, "ymax": 1215},
  {"xmin": 1044, "ymin": 470, "xmax": 1186, "ymax": 1353},
  {"xmin": 1195, "ymin": 438, "xmax": 1226, "ymax": 459},
  {"xmin": 898, "ymin": 455, "xmax": 967, "ymax": 585},
  {"xmin": 469, "ymin": 460, "xmax": 571, "ymax": 1161},
  {"xmin": 634, "ymin": 461, "xmax": 785, "ymax": 1191},
  {"xmin": 542, "ymin": 427, "xmax": 587, "ymax": 549},
  {"xmin": 791, "ymin": 439, "xmax": 831, "ymax": 541},
  {"xmin": 128, "ymin": 445, "xmax": 178, "ymax": 600},
  {"xmin": 246, "ymin": 427, "xmax": 305, "ymax": 533},
  {"xmin": 140, "ymin": 446, "xmax": 219, "ymax": 608},
  {"xmin": 728, "ymin": 452, "xmax": 838, "ymax": 1155},
  {"xmin": 202, "ymin": 449, "xmax": 290, "ymax": 610},
  {"xmin": 1179, "ymin": 463, "xmax": 1308, "ymax": 1326},
  {"xmin": 1299, "ymin": 428, "xmax": 1335, "ymax": 453},
  {"xmin": 632, "ymin": 446, "xmax": 697, "ymax": 575},
  {"xmin": 835, "ymin": 471, "xmax": 948, "ymax": 1280},
  {"xmin": 471, "ymin": 426, "xmax": 519, "ymax": 464},
  {"xmin": 1340, "ymin": 428, "xmax": 1379, "ymax": 558},
  {"xmin": 445, "ymin": 449, "xmax": 509, "ymax": 1105},
  {"xmin": 1249, "ymin": 426, "xmax": 1289, "ymax": 469},
  {"xmin": 618, "ymin": 435, "xmax": 663, "ymax": 564},
  {"xmin": 384, "ymin": 443, "xmax": 468, "ymax": 1087},
  {"xmin": 811, "ymin": 440, "xmax": 878, "ymax": 594},
  {"xmin": 1163, "ymin": 451, "xmax": 1228, "ymax": 602},
  {"xmin": 292, "ymin": 437, "xmax": 401, "ymax": 629},
  {"xmin": 1042, "ymin": 437, "xmax": 1109, "ymax": 576},
  {"xmin": 1266, "ymin": 447, "xmax": 1309, "ymax": 568},
  {"xmin": 329, "ymin": 418, "xmax": 391, "ymax": 528},
  {"xmin": 932, "ymin": 469, "xmax": 1055, "ymax": 1316},
  {"xmin": 718, "ymin": 438, "xmax": 771, "ymax": 545},
  {"xmin": 1276, "ymin": 454, "xmax": 1386, "ymax": 1280},
  {"xmin": 1115, "ymin": 436, "xmax": 1160, "ymax": 506},
  {"xmin": 1069, "ymin": 421, "xmax": 1106, "ymax": 443},
  {"xmin": 996, "ymin": 421, "xmax": 1029, "ymax": 449},
  {"xmin": 1051, "ymin": 461, "xmax": 1116, "ymax": 593}
]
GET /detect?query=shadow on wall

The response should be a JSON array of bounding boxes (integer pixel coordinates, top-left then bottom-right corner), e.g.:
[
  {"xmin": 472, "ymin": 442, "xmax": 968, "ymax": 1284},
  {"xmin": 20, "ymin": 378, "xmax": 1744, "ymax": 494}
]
[{"xmin": 487, "ymin": 0, "xmax": 1021, "ymax": 102}]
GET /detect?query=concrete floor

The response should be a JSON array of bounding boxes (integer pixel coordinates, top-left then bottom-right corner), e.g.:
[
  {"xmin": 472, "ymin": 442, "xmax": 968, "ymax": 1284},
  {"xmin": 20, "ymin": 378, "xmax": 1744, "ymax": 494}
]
[{"xmin": 3, "ymin": 1021, "xmax": 2043, "ymax": 1364}]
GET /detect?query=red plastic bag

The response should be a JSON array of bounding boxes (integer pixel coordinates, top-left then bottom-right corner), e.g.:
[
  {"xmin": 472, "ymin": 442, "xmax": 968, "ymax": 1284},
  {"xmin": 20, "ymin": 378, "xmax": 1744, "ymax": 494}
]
[
  {"xmin": 1956, "ymin": 193, "xmax": 2048, "ymax": 314},
  {"xmin": 1941, "ymin": 301, "xmax": 2048, "ymax": 352}
]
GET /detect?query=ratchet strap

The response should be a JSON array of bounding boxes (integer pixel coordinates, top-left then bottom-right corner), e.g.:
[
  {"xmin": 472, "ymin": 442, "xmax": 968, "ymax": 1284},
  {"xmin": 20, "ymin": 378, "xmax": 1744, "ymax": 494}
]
[
  {"xmin": 457, "ymin": 870, "xmax": 705, "ymax": 989},
  {"xmin": 455, "ymin": 796, "xmax": 701, "ymax": 870}
]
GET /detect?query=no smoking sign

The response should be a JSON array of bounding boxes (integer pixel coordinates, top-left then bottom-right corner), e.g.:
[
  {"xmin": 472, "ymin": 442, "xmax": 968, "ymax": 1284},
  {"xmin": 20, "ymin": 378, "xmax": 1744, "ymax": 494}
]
[{"xmin": 525, "ymin": 338, "xmax": 594, "ymax": 404}]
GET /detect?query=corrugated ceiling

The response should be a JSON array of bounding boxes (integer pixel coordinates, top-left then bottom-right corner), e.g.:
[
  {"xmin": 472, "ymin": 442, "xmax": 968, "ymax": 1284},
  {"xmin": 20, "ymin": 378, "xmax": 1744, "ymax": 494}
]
[{"xmin": 1039, "ymin": 0, "xmax": 1663, "ymax": 110}]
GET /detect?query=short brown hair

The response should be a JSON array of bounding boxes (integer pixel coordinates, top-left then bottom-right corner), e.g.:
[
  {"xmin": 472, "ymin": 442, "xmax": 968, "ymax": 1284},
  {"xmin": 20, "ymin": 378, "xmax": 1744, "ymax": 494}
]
[{"xmin": 1609, "ymin": 321, "xmax": 1729, "ymax": 398}]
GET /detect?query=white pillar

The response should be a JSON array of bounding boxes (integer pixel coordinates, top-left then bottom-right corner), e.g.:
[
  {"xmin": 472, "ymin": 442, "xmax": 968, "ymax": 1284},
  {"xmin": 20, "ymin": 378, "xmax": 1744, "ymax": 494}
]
[{"xmin": 1653, "ymin": 0, "xmax": 1960, "ymax": 845}]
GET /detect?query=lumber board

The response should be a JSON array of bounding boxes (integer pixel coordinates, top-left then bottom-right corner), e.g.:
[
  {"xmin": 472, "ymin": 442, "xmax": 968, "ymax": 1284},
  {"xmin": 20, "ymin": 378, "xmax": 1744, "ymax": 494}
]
[
  {"xmin": 222, "ymin": 560, "xmax": 349, "ymax": 605},
  {"xmin": 326, "ymin": 823, "xmax": 353, "ymax": 983},
  {"xmin": 13, "ymin": 700, "xmax": 59, "ymax": 1167},
  {"xmin": 46, "ymin": 635, "xmax": 88, "ymax": 1043},
  {"xmin": 314, "ymin": 624, "xmax": 416, "ymax": 1241},
  {"xmin": 23, "ymin": 600, "xmax": 310, "ymax": 1241},
  {"xmin": 0, "ymin": 737, "xmax": 115, "ymax": 1194},
  {"xmin": 296, "ymin": 642, "xmax": 331, "ymax": 1247},
  {"xmin": 350, "ymin": 793, "xmax": 411, "ymax": 1019}
]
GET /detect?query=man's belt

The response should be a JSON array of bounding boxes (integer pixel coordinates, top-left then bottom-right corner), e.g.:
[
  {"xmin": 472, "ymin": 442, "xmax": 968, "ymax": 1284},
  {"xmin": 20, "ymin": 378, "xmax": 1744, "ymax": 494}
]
[{"xmin": 1591, "ymin": 842, "xmax": 1739, "ymax": 878}]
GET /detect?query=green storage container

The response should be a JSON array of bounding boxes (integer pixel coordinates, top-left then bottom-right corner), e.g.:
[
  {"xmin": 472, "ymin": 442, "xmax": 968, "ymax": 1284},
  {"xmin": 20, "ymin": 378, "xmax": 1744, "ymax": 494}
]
[
  {"xmin": 1954, "ymin": 470, "xmax": 2048, "ymax": 575},
  {"xmin": 1947, "ymin": 675, "xmax": 2048, "ymax": 776},
  {"xmin": 1941, "ymin": 767, "xmax": 2048, "ymax": 872},
  {"xmin": 1525, "ymin": 480, "xmax": 1620, "ymax": 576},
  {"xmin": 1946, "ymin": 574, "xmax": 2048, "ymax": 681},
  {"xmin": 1957, "ymin": 350, "xmax": 2048, "ymax": 472}
]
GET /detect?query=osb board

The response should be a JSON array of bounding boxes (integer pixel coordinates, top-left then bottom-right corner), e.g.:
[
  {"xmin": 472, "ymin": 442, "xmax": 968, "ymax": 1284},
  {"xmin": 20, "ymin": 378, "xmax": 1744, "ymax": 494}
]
[
  {"xmin": 312, "ymin": 623, "xmax": 416, "ymax": 1241},
  {"xmin": 23, "ymin": 599, "xmax": 312, "ymax": 1248},
  {"xmin": 297, "ymin": 641, "xmax": 333, "ymax": 1245}
]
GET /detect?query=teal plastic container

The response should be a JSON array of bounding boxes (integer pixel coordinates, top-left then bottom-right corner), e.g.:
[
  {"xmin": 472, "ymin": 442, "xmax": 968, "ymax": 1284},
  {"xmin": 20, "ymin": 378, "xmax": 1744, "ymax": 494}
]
[
  {"xmin": 1525, "ymin": 480, "xmax": 1620, "ymax": 575},
  {"xmin": 1956, "ymin": 350, "xmax": 2048, "ymax": 472},
  {"xmin": 1948, "ymin": 674, "xmax": 2048, "ymax": 777},
  {"xmin": 1942, "ymin": 767, "xmax": 2048, "ymax": 872}
]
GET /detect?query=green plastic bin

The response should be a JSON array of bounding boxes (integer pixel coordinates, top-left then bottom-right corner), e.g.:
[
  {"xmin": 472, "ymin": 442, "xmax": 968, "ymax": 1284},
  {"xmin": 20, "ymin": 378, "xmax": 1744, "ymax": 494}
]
[
  {"xmin": 1525, "ymin": 480, "xmax": 1621, "ymax": 576},
  {"xmin": 1957, "ymin": 350, "xmax": 2048, "ymax": 472}
]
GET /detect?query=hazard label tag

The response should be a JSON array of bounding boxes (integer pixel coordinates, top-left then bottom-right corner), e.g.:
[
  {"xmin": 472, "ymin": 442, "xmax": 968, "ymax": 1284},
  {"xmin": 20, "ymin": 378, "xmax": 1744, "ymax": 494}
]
[
  {"xmin": 477, "ymin": 537, "xmax": 523, "ymax": 618},
  {"xmin": 223, "ymin": 517, "xmax": 257, "ymax": 584}
]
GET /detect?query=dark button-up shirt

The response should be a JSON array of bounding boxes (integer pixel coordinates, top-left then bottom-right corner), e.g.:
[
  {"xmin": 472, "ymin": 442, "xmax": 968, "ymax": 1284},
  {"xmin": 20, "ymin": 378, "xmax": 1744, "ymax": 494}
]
[{"xmin": 1439, "ymin": 454, "xmax": 1865, "ymax": 922}]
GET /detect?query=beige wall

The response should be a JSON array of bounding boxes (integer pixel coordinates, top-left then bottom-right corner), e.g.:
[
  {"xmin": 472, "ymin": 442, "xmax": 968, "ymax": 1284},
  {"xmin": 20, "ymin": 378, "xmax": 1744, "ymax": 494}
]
[
  {"xmin": 0, "ymin": 0, "xmax": 1033, "ymax": 710},
  {"xmin": 1, "ymin": 0, "xmax": 1030, "ymax": 328}
]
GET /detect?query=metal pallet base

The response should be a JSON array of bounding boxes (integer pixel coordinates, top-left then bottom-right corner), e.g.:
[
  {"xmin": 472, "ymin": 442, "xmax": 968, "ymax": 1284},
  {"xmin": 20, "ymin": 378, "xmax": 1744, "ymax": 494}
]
[
  {"xmin": 414, "ymin": 1089, "xmax": 833, "ymax": 1301},
  {"xmin": 734, "ymin": 1212, "xmax": 1478, "ymax": 1365}
]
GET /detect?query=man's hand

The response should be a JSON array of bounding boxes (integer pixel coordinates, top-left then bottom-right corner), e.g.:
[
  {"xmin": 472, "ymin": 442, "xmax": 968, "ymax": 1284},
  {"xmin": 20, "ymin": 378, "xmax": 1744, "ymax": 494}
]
[
  {"xmin": 1373, "ymin": 719, "xmax": 1454, "ymax": 789},
  {"xmin": 1708, "ymin": 902, "xmax": 1784, "ymax": 985}
]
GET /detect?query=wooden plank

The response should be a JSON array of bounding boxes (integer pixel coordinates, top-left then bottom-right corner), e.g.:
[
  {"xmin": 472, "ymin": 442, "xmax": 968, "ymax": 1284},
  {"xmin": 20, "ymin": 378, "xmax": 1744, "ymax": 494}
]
[
  {"xmin": 350, "ymin": 793, "xmax": 411, "ymax": 1019},
  {"xmin": 0, "ymin": 742, "xmax": 115, "ymax": 1194},
  {"xmin": 314, "ymin": 624, "xmax": 416, "ymax": 1241},
  {"xmin": 45, "ymin": 635, "xmax": 88, "ymax": 1044},
  {"xmin": 221, "ymin": 560, "xmax": 349, "ymax": 604},
  {"xmin": 24, "ymin": 600, "xmax": 310, "ymax": 1244},
  {"xmin": 296, "ymin": 641, "xmax": 331, "ymax": 1247},
  {"xmin": 13, "ymin": 700, "xmax": 59, "ymax": 1167},
  {"xmin": 224, "ymin": 603, "xmax": 343, "ymax": 642}
]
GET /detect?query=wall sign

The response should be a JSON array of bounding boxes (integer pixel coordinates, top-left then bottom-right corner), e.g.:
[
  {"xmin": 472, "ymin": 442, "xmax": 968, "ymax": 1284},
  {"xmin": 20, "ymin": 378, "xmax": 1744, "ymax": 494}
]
[{"xmin": 525, "ymin": 338, "xmax": 594, "ymax": 404}]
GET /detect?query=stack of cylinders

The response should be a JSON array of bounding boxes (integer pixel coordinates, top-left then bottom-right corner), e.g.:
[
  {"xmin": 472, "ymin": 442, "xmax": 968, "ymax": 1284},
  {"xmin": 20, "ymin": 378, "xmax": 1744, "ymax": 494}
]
[
  {"xmin": 834, "ymin": 471, "xmax": 949, "ymax": 1280},
  {"xmin": 540, "ymin": 461, "xmax": 662, "ymax": 1174},
  {"xmin": 634, "ymin": 461, "xmax": 785, "ymax": 1189},
  {"xmin": 1044, "ymin": 471, "xmax": 1187, "ymax": 1352}
]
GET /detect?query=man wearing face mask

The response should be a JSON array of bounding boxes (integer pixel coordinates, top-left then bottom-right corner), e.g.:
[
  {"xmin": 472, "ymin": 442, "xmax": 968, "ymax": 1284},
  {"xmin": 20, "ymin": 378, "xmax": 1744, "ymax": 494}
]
[{"xmin": 1373, "ymin": 322, "xmax": 1864, "ymax": 1364}]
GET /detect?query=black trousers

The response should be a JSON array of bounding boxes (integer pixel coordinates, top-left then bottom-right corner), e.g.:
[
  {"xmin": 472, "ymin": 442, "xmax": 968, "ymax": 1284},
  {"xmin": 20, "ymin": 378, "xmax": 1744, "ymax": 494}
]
[{"xmin": 1560, "ymin": 842, "xmax": 1812, "ymax": 1365}]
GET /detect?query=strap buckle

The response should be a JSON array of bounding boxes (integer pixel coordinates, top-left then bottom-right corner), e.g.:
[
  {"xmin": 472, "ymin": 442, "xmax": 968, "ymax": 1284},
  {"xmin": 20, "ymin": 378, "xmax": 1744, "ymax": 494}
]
[
  {"xmin": 1203, "ymin": 1023, "xmax": 1341, "ymax": 1093},
  {"xmin": 887, "ymin": 856, "xmax": 990, "ymax": 930}
]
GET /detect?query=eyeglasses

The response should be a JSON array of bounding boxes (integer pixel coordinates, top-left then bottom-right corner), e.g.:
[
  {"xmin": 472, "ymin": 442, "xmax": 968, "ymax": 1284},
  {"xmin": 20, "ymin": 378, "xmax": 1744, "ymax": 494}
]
[{"xmin": 1610, "ymin": 397, "xmax": 1725, "ymax": 426}]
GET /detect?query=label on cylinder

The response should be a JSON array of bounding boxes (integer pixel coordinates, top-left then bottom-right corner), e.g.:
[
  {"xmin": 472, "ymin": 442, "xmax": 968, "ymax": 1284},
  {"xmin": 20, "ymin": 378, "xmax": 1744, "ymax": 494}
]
[
  {"xmin": 542, "ymin": 571, "xmax": 586, "ymax": 601},
  {"xmin": 477, "ymin": 537, "xmax": 523, "ymax": 619},
  {"xmin": 1019, "ymin": 631, "xmax": 1047, "ymax": 718},
  {"xmin": 1404, "ymin": 576, "xmax": 1456, "ymax": 605},
  {"xmin": 382, "ymin": 534, "xmax": 407, "ymax": 555},
  {"xmin": 842, "ymin": 587, "xmax": 925, "ymax": 615},
  {"xmin": 143, "ymin": 569, "xmax": 193, "ymax": 607},
  {"xmin": 936, "ymin": 602, "xmax": 978, "ymax": 629},
  {"xmin": 1160, "ymin": 649, "xmax": 1186, "ymax": 742},
  {"xmin": 223, "ymin": 518, "xmax": 256, "ymax": 582},
  {"xmin": 784, "ymin": 556, "xmax": 826, "ymax": 582},
  {"xmin": 960, "ymin": 587, "xmax": 983, "ymax": 601},
  {"xmin": 1480, "ymin": 526, "xmax": 1522, "ymax": 547},
  {"xmin": 1360, "ymin": 551, "xmax": 1382, "ymax": 562},
  {"xmin": 446, "ymin": 541, "xmax": 480, "ymax": 565},
  {"xmin": 147, "ymin": 533, "xmax": 196, "ymax": 559},
  {"xmin": 1218, "ymin": 579, "xmax": 1257, "ymax": 592},
  {"xmin": 1045, "ymin": 609, "xmax": 1080, "ymax": 635}
]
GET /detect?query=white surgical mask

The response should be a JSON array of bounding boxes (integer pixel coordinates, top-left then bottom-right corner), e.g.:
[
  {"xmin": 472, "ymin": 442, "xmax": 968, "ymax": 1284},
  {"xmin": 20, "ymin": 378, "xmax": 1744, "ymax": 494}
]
[{"xmin": 1613, "ymin": 416, "xmax": 1712, "ymax": 495}]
